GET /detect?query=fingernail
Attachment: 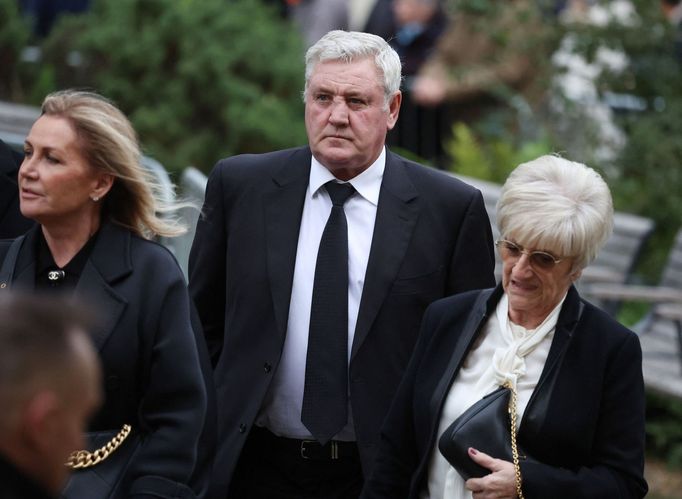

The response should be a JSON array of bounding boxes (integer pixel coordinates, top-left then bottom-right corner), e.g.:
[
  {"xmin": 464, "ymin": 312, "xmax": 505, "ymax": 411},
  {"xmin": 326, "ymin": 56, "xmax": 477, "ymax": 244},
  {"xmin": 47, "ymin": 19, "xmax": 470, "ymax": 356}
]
[{"xmin": 469, "ymin": 448, "xmax": 478, "ymax": 456}]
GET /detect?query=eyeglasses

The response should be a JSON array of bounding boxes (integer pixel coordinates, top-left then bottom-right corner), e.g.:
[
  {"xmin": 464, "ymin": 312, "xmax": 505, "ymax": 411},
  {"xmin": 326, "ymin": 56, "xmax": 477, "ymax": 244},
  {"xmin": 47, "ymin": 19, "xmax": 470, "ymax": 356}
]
[{"xmin": 495, "ymin": 239, "xmax": 564, "ymax": 270}]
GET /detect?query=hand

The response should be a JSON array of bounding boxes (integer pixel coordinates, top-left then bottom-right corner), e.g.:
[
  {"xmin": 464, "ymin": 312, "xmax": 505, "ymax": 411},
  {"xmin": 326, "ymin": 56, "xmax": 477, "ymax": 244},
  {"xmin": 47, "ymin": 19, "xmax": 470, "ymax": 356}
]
[
  {"xmin": 464, "ymin": 447, "xmax": 518, "ymax": 499},
  {"xmin": 411, "ymin": 75, "xmax": 447, "ymax": 107}
]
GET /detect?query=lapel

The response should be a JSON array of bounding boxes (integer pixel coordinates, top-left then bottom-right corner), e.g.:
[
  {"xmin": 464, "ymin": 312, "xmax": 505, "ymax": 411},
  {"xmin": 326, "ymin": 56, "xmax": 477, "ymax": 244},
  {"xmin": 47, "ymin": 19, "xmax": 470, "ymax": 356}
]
[
  {"xmin": 6, "ymin": 223, "xmax": 131, "ymax": 351},
  {"xmin": 264, "ymin": 148, "xmax": 311, "ymax": 339},
  {"xmin": 75, "ymin": 223, "xmax": 131, "ymax": 350},
  {"xmin": 520, "ymin": 285, "xmax": 584, "ymax": 433},
  {"xmin": 429, "ymin": 287, "xmax": 500, "ymax": 418},
  {"xmin": 351, "ymin": 152, "xmax": 420, "ymax": 358}
]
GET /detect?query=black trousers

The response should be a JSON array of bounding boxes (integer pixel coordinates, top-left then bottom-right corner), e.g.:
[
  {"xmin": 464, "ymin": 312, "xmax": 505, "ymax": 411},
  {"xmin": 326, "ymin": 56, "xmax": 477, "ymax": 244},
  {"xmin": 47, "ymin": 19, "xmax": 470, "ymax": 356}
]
[{"xmin": 227, "ymin": 426, "xmax": 364, "ymax": 499}]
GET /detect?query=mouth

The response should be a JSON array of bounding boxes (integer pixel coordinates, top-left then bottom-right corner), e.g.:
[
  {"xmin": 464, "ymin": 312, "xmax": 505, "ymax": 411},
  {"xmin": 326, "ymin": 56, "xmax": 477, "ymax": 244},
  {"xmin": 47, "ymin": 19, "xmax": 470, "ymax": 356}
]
[
  {"xmin": 509, "ymin": 278, "xmax": 537, "ymax": 293},
  {"xmin": 20, "ymin": 187, "xmax": 42, "ymax": 199}
]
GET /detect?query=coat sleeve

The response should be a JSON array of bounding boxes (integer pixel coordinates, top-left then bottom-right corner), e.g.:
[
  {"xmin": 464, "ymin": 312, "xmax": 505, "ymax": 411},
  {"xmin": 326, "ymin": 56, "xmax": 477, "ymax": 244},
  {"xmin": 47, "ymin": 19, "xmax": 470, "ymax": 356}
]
[
  {"xmin": 128, "ymin": 264, "xmax": 208, "ymax": 498},
  {"xmin": 361, "ymin": 301, "xmax": 442, "ymax": 499},
  {"xmin": 520, "ymin": 332, "xmax": 648, "ymax": 499},
  {"xmin": 188, "ymin": 161, "xmax": 228, "ymax": 366},
  {"xmin": 446, "ymin": 189, "xmax": 496, "ymax": 294}
]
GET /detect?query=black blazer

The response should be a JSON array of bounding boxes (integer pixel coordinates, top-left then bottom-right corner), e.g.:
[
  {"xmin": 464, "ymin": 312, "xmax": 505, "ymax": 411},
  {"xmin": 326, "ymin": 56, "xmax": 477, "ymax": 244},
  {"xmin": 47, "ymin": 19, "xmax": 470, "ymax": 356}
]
[
  {"xmin": 0, "ymin": 139, "xmax": 33, "ymax": 239},
  {"xmin": 362, "ymin": 285, "xmax": 648, "ymax": 499},
  {"xmin": 0, "ymin": 223, "xmax": 208, "ymax": 498},
  {"xmin": 188, "ymin": 146, "xmax": 496, "ymax": 495}
]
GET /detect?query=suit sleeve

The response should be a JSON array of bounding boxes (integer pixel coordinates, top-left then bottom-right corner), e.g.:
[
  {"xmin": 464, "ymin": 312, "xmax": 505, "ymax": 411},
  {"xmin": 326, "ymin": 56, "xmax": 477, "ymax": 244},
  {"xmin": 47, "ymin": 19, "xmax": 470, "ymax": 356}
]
[
  {"xmin": 521, "ymin": 333, "xmax": 648, "ymax": 499},
  {"xmin": 361, "ymin": 302, "xmax": 441, "ymax": 499},
  {"xmin": 447, "ymin": 189, "xmax": 496, "ymax": 294},
  {"xmin": 188, "ymin": 162, "xmax": 228, "ymax": 366}
]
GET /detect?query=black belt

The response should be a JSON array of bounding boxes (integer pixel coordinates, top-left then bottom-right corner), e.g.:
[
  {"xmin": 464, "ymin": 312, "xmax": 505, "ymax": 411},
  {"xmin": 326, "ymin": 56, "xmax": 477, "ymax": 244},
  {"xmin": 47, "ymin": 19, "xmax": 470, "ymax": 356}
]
[{"xmin": 253, "ymin": 426, "xmax": 359, "ymax": 462}]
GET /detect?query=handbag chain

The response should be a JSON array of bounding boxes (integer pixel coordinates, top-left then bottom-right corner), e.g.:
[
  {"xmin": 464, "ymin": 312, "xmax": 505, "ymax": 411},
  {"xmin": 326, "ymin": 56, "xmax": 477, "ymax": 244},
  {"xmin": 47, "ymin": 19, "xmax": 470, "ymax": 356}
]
[
  {"xmin": 65, "ymin": 424, "xmax": 132, "ymax": 469},
  {"xmin": 503, "ymin": 381, "xmax": 525, "ymax": 499}
]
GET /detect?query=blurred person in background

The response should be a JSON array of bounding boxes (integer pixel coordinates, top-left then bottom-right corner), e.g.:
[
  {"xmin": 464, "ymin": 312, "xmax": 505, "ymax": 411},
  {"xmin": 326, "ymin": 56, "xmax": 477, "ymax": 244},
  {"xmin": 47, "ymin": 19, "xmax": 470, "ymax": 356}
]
[
  {"xmin": 0, "ymin": 139, "xmax": 33, "ymax": 238},
  {"xmin": 0, "ymin": 293, "xmax": 101, "ymax": 499},
  {"xmin": 0, "ymin": 89, "xmax": 212, "ymax": 498}
]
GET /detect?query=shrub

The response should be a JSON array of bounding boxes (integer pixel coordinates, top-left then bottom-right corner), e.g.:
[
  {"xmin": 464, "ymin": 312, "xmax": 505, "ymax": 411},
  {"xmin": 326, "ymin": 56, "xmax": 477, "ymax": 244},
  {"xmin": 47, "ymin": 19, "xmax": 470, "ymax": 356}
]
[{"xmin": 35, "ymin": 0, "xmax": 308, "ymax": 174}]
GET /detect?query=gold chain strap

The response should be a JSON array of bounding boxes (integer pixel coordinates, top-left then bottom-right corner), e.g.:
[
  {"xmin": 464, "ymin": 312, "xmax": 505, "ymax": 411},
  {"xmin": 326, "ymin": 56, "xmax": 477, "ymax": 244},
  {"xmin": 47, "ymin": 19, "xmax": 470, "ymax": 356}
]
[
  {"xmin": 503, "ymin": 381, "xmax": 525, "ymax": 499},
  {"xmin": 65, "ymin": 424, "xmax": 132, "ymax": 469}
]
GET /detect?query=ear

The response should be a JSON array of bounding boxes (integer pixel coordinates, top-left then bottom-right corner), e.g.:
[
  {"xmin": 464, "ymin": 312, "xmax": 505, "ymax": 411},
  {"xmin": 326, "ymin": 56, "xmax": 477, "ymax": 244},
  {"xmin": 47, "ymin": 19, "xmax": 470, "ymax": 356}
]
[
  {"xmin": 570, "ymin": 268, "xmax": 583, "ymax": 282},
  {"xmin": 92, "ymin": 173, "xmax": 114, "ymax": 201},
  {"xmin": 21, "ymin": 391, "xmax": 61, "ymax": 453},
  {"xmin": 386, "ymin": 91, "xmax": 402, "ymax": 130}
]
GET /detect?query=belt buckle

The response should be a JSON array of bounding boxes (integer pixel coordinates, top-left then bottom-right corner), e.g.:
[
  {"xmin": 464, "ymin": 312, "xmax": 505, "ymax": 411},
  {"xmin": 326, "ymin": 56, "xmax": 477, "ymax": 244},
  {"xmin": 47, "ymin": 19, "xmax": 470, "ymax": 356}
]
[
  {"xmin": 300, "ymin": 440, "xmax": 340, "ymax": 460},
  {"xmin": 300, "ymin": 440, "xmax": 316, "ymax": 460}
]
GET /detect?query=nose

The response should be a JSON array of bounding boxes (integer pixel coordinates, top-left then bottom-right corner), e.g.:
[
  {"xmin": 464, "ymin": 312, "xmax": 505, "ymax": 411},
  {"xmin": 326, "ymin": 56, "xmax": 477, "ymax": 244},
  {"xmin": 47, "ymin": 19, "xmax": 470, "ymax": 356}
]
[
  {"xmin": 19, "ymin": 155, "xmax": 37, "ymax": 180},
  {"xmin": 328, "ymin": 99, "xmax": 349, "ymax": 126},
  {"xmin": 512, "ymin": 253, "xmax": 534, "ymax": 276}
]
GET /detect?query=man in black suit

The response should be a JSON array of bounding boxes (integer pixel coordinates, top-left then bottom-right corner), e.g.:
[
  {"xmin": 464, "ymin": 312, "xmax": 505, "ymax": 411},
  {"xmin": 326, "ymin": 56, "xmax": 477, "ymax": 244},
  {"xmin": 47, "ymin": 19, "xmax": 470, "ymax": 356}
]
[
  {"xmin": 0, "ymin": 294, "xmax": 102, "ymax": 499},
  {"xmin": 0, "ymin": 138, "xmax": 33, "ymax": 238},
  {"xmin": 189, "ymin": 30, "xmax": 496, "ymax": 499}
]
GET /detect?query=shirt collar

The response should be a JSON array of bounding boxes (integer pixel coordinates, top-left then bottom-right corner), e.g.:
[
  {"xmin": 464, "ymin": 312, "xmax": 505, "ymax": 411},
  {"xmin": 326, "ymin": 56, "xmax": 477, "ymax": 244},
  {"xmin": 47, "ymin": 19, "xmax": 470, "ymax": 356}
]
[{"xmin": 309, "ymin": 147, "xmax": 386, "ymax": 206}]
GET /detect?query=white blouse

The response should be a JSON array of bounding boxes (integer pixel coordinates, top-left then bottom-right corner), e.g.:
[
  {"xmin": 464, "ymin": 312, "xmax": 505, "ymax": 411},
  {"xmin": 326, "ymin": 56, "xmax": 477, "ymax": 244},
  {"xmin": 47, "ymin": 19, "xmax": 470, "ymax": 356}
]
[{"xmin": 421, "ymin": 293, "xmax": 566, "ymax": 499}]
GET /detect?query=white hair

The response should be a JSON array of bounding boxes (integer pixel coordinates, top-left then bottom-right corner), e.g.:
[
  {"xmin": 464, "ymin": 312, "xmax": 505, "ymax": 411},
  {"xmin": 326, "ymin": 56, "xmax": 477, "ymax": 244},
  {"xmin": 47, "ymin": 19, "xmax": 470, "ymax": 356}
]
[
  {"xmin": 496, "ymin": 154, "xmax": 614, "ymax": 271},
  {"xmin": 303, "ymin": 30, "xmax": 402, "ymax": 109}
]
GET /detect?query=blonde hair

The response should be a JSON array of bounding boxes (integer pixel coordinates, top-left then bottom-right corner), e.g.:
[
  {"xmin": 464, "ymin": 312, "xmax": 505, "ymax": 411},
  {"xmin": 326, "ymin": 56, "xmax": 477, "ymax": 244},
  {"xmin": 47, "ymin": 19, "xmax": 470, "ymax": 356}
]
[
  {"xmin": 496, "ymin": 154, "xmax": 614, "ymax": 271},
  {"xmin": 41, "ymin": 89, "xmax": 185, "ymax": 239}
]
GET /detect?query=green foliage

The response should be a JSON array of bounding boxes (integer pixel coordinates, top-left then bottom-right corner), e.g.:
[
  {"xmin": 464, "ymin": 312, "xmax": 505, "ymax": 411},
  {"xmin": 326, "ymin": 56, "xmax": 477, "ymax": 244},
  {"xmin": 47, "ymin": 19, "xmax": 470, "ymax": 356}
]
[
  {"xmin": 28, "ymin": 0, "xmax": 308, "ymax": 173},
  {"xmin": 444, "ymin": 121, "xmax": 553, "ymax": 184},
  {"xmin": 647, "ymin": 391, "xmax": 682, "ymax": 468},
  {"xmin": 569, "ymin": 0, "xmax": 682, "ymax": 279},
  {"xmin": 0, "ymin": 0, "xmax": 31, "ymax": 100}
]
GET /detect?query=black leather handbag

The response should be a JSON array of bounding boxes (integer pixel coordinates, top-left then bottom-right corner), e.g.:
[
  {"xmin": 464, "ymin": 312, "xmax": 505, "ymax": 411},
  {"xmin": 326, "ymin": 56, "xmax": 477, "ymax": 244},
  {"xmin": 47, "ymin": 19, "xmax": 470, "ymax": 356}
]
[
  {"xmin": 438, "ymin": 383, "xmax": 533, "ymax": 482},
  {"xmin": 61, "ymin": 425, "xmax": 141, "ymax": 499}
]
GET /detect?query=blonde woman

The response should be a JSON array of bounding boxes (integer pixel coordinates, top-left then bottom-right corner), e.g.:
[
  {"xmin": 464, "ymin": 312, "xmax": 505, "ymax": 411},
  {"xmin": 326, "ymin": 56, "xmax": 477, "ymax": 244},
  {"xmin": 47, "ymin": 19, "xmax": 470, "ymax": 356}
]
[{"xmin": 0, "ymin": 90, "xmax": 208, "ymax": 498}]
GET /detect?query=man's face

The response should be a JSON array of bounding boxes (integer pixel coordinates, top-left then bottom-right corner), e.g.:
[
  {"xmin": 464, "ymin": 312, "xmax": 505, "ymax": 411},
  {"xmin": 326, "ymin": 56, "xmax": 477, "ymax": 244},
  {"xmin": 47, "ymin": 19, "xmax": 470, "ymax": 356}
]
[{"xmin": 305, "ymin": 57, "xmax": 401, "ymax": 180}]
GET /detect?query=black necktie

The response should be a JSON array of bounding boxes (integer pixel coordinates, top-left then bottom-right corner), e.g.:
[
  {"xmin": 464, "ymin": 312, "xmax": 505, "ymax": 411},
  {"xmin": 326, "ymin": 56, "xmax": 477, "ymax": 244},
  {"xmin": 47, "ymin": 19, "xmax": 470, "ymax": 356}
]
[{"xmin": 301, "ymin": 181, "xmax": 356, "ymax": 444}]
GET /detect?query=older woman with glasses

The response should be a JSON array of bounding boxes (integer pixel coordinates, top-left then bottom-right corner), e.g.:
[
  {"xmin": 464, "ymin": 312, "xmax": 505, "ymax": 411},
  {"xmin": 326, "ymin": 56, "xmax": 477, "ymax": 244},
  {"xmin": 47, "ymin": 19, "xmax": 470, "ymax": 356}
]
[{"xmin": 362, "ymin": 155, "xmax": 647, "ymax": 499}]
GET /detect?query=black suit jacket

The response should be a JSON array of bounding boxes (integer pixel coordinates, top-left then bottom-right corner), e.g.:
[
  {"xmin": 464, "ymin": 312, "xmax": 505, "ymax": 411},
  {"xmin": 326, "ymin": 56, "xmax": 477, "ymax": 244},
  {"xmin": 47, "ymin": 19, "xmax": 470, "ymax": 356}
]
[
  {"xmin": 0, "ymin": 139, "xmax": 33, "ymax": 239},
  {"xmin": 188, "ymin": 146, "xmax": 496, "ymax": 495},
  {"xmin": 362, "ymin": 285, "xmax": 648, "ymax": 499},
  {"xmin": 0, "ymin": 223, "xmax": 209, "ymax": 498}
]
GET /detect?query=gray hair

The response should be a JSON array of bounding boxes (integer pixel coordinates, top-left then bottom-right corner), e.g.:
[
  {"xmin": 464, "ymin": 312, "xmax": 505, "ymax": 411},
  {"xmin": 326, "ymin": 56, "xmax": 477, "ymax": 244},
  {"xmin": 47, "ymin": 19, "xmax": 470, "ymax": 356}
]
[
  {"xmin": 303, "ymin": 30, "xmax": 402, "ymax": 108},
  {"xmin": 496, "ymin": 155, "xmax": 614, "ymax": 271}
]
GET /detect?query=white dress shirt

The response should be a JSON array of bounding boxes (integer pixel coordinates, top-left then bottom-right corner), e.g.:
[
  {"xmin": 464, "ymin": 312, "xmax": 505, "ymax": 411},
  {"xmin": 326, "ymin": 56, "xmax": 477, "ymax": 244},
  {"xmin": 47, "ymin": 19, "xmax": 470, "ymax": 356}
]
[{"xmin": 256, "ymin": 148, "xmax": 385, "ymax": 440}]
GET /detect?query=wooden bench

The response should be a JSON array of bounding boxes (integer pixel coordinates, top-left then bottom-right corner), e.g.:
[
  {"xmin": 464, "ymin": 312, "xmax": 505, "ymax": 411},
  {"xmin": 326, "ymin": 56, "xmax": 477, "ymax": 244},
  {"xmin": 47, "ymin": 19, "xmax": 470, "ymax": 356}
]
[{"xmin": 585, "ymin": 229, "xmax": 682, "ymax": 399}]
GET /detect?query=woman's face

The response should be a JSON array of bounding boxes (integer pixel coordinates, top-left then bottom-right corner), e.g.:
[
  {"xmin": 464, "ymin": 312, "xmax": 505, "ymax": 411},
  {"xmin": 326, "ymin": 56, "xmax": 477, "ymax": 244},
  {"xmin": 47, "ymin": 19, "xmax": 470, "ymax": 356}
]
[
  {"xmin": 19, "ymin": 115, "xmax": 110, "ymax": 227},
  {"xmin": 500, "ymin": 238, "xmax": 580, "ymax": 328}
]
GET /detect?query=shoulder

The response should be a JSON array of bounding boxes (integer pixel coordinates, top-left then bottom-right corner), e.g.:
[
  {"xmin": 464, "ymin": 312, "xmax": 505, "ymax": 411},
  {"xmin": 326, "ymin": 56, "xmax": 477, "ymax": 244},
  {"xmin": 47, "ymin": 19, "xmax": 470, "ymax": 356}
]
[
  {"xmin": 424, "ymin": 288, "xmax": 491, "ymax": 330},
  {"xmin": 387, "ymin": 150, "xmax": 483, "ymax": 201},
  {"xmin": 580, "ymin": 298, "xmax": 640, "ymax": 346},
  {"xmin": 128, "ymin": 233, "xmax": 182, "ymax": 271},
  {"xmin": 97, "ymin": 224, "xmax": 185, "ymax": 286}
]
